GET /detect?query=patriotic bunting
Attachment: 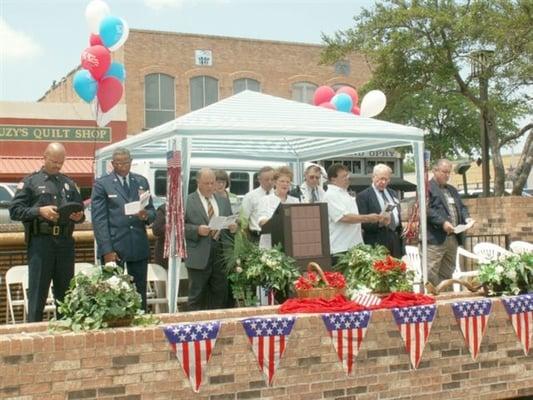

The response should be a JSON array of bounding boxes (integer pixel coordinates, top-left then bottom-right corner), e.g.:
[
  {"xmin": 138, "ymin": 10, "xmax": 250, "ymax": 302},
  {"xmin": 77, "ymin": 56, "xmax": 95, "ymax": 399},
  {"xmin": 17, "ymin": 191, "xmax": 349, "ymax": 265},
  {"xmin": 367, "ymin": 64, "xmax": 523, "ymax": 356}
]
[
  {"xmin": 241, "ymin": 316, "xmax": 296, "ymax": 385},
  {"xmin": 163, "ymin": 321, "xmax": 221, "ymax": 393},
  {"xmin": 451, "ymin": 299, "xmax": 492, "ymax": 360},
  {"xmin": 502, "ymin": 294, "xmax": 533, "ymax": 355},
  {"xmin": 322, "ymin": 311, "xmax": 371, "ymax": 374},
  {"xmin": 391, "ymin": 305, "xmax": 436, "ymax": 369},
  {"xmin": 353, "ymin": 293, "xmax": 383, "ymax": 307}
]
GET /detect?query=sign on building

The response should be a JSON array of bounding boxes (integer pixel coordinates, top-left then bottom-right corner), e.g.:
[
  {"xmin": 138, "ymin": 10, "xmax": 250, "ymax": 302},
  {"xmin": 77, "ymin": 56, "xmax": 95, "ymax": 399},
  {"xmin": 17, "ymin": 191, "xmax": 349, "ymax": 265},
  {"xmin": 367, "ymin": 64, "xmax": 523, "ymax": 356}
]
[
  {"xmin": 0, "ymin": 125, "xmax": 112, "ymax": 143},
  {"xmin": 195, "ymin": 50, "xmax": 213, "ymax": 66}
]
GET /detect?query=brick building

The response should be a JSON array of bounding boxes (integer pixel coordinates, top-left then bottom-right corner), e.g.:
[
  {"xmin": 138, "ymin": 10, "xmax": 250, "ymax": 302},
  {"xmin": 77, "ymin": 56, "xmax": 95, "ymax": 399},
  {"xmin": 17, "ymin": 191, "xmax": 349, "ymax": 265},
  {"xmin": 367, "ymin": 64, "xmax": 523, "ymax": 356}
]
[{"xmin": 40, "ymin": 29, "xmax": 371, "ymax": 136}]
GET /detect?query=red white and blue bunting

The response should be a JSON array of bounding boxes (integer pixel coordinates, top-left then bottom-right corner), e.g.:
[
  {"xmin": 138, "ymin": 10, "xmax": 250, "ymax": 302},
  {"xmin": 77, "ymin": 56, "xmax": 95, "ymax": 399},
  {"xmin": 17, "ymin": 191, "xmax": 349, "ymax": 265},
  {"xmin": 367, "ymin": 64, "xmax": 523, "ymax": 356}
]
[
  {"xmin": 501, "ymin": 294, "xmax": 533, "ymax": 355},
  {"xmin": 451, "ymin": 299, "xmax": 492, "ymax": 360}
]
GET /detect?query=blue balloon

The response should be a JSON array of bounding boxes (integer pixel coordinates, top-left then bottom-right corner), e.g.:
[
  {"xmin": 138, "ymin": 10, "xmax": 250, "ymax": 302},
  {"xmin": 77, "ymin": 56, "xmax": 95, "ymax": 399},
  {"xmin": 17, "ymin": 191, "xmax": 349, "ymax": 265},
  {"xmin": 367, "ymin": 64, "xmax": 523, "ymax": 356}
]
[
  {"xmin": 105, "ymin": 62, "xmax": 126, "ymax": 82},
  {"xmin": 73, "ymin": 70, "xmax": 97, "ymax": 102},
  {"xmin": 99, "ymin": 15, "xmax": 124, "ymax": 49},
  {"xmin": 331, "ymin": 93, "xmax": 353, "ymax": 113}
]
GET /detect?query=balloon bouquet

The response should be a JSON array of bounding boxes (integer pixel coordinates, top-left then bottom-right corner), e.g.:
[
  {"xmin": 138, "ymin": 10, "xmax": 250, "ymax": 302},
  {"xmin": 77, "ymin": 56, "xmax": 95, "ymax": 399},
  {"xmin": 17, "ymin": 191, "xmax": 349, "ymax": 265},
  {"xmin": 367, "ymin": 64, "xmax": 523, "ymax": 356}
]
[
  {"xmin": 313, "ymin": 85, "xmax": 387, "ymax": 118},
  {"xmin": 73, "ymin": 0, "xmax": 129, "ymax": 127}
]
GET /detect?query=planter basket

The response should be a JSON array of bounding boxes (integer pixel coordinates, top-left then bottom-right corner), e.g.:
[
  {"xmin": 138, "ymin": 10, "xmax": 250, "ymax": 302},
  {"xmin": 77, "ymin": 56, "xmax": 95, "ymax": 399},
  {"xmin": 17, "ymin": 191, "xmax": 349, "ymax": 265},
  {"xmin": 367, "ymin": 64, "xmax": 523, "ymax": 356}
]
[
  {"xmin": 104, "ymin": 317, "xmax": 133, "ymax": 328},
  {"xmin": 295, "ymin": 262, "xmax": 346, "ymax": 300}
]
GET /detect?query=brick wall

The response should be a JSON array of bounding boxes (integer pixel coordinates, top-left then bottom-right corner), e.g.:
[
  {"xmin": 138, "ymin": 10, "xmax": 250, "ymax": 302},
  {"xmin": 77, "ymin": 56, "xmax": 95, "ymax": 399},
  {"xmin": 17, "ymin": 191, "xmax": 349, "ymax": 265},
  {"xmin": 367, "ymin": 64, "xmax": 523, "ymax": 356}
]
[
  {"xmin": 1, "ymin": 298, "xmax": 533, "ymax": 399},
  {"xmin": 464, "ymin": 196, "xmax": 533, "ymax": 243}
]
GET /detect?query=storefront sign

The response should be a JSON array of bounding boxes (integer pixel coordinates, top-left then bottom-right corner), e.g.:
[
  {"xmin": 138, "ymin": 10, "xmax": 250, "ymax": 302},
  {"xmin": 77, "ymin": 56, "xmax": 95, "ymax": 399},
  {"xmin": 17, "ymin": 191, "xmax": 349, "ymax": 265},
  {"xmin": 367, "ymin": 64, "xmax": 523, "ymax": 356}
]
[{"xmin": 0, "ymin": 125, "xmax": 111, "ymax": 142}]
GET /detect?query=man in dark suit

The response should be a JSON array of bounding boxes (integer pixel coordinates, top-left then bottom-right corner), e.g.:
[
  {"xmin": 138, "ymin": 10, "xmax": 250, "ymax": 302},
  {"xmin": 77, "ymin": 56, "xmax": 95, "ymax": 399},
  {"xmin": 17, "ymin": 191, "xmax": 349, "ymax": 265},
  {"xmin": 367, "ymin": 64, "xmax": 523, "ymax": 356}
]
[
  {"xmin": 357, "ymin": 163, "xmax": 405, "ymax": 258},
  {"xmin": 185, "ymin": 168, "xmax": 236, "ymax": 311},
  {"xmin": 91, "ymin": 147, "xmax": 156, "ymax": 310},
  {"xmin": 427, "ymin": 159, "xmax": 473, "ymax": 286}
]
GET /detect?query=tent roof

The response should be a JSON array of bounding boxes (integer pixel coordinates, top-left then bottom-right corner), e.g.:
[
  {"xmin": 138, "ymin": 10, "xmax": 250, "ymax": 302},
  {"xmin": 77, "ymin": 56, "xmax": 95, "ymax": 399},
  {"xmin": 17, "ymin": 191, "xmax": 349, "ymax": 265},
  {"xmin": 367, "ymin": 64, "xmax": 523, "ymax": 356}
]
[{"xmin": 96, "ymin": 90, "xmax": 425, "ymax": 163}]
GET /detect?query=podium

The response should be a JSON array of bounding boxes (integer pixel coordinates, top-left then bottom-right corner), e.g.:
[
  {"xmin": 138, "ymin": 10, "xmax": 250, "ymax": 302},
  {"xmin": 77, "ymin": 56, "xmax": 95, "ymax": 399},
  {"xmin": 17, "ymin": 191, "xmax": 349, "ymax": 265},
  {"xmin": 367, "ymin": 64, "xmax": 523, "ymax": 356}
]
[{"xmin": 262, "ymin": 203, "xmax": 331, "ymax": 270}]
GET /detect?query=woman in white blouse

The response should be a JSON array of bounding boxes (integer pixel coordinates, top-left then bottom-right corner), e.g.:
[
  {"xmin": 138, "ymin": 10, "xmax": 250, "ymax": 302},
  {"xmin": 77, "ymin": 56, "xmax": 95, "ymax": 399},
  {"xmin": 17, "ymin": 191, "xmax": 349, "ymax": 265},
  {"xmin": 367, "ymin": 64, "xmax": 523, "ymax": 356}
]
[{"xmin": 257, "ymin": 166, "xmax": 300, "ymax": 227}]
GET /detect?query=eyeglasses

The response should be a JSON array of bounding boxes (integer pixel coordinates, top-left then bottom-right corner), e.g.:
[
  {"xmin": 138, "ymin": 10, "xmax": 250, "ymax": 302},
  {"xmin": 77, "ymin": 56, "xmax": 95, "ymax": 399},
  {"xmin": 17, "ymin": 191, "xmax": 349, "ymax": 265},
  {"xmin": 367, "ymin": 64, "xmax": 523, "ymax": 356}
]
[
  {"xmin": 307, "ymin": 175, "xmax": 321, "ymax": 180},
  {"xmin": 113, "ymin": 160, "xmax": 131, "ymax": 166}
]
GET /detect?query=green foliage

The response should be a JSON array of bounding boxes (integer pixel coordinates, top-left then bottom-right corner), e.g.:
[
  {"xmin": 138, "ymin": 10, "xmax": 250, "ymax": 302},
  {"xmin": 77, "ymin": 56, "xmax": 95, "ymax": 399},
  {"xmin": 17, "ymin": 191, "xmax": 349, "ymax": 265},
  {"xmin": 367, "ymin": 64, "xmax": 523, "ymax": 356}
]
[
  {"xmin": 334, "ymin": 244, "xmax": 388, "ymax": 294},
  {"xmin": 479, "ymin": 253, "xmax": 533, "ymax": 296},
  {"xmin": 321, "ymin": 0, "xmax": 533, "ymax": 186},
  {"xmin": 50, "ymin": 263, "xmax": 157, "ymax": 331}
]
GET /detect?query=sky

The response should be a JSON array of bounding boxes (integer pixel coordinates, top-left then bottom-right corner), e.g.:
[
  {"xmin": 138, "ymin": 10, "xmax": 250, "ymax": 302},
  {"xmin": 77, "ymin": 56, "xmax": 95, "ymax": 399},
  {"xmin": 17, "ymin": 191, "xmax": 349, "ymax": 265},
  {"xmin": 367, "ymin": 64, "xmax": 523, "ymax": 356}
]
[{"xmin": 0, "ymin": 0, "xmax": 374, "ymax": 102}]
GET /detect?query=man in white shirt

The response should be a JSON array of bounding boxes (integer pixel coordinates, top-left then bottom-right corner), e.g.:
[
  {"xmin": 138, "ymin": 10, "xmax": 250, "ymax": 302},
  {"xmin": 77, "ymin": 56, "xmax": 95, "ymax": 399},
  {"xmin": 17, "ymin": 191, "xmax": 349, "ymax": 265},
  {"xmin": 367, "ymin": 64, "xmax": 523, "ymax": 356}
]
[
  {"xmin": 295, "ymin": 164, "xmax": 326, "ymax": 203},
  {"xmin": 324, "ymin": 164, "xmax": 384, "ymax": 264},
  {"xmin": 240, "ymin": 166, "xmax": 274, "ymax": 240}
]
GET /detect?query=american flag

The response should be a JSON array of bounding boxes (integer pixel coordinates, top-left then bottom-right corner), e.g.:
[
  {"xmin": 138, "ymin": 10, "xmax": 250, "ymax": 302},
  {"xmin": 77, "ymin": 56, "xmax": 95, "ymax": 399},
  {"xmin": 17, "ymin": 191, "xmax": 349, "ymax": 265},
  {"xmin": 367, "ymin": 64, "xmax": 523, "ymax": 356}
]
[
  {"xmin": 163, "ymin": 321, "xmax": 221, "ymax": 393},
  {"xmin": 353, "ymin": 293, "xmax": 383, "ymax": 307},
  {"xmin": 241, "ymin": 316, "xmax": 296, "ymax": 385},
  {"xmin": 322, "ymin": 311, "xmax": 371, "ymax": 374},
  {"xmin": 392, "ymin": 305, "xmax": 436, "ymax": 369},
  {"xmin": 166, "ymin": 149, "xmax": 182, "ymax": 167},
  {"xmin": 451, "ymin": 299, "xmax": 492, "ymax": 360},
  {"xmin": 502, "ymin": 294, "xmax": 533, "ymax": 355}
]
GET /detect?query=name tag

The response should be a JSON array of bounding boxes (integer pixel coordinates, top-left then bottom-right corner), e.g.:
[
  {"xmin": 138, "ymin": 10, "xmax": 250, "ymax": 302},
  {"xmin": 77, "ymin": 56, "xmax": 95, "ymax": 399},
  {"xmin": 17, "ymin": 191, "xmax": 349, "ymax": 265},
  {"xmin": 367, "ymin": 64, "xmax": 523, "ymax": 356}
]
[
  {"xmin": 448, "ymin": 197, "xmax": 455, "ymax": 205},
  {"xmin": 108, "ymin": 194, "xmax": 118, "ymax": 198}
]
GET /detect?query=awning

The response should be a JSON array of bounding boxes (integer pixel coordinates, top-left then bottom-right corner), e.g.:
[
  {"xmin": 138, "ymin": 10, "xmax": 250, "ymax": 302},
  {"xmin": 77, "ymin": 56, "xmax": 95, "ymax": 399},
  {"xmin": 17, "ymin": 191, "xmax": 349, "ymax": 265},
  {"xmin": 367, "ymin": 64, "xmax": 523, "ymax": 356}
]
[
  {"xmin": 0, "ymin": 157, "xmax": 95, "ymax": 186},
  {"xmin": 349, "ymin": 176, "xmax": 417, "ymax": 193}
]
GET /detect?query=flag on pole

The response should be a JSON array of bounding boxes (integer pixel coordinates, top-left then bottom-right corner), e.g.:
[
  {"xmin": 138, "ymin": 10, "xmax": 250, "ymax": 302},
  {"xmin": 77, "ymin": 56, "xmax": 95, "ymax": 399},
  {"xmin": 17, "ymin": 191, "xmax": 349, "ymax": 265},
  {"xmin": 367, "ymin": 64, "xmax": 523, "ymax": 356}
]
[
  {"xmin": 241, "ymin": 316, "xmax": 296, "ymax": 385},
  {"xmin": 163, "ymin": 321, "xmax": 221, "ymax": 393},
  {"xmin": 391, "ymin": 305, "xmax": 436, "ymax": 369},
  {"xmin": 501, "ymin": 294, "xmax": 533, "ymax": 355},
  {"xmin": 353, "ymin": 293, "xmax": 382, "ymax": 307},
  {"xmin": 321, "ymin": 311, "xmax": 371, "ymax": 374},
  {"xmin": 164, "ymin": 150, "xmax": 187, "ymax": 259},
  {"xmin": 451, "ymin": 299, "xmax": 492, "ymax": 360}
]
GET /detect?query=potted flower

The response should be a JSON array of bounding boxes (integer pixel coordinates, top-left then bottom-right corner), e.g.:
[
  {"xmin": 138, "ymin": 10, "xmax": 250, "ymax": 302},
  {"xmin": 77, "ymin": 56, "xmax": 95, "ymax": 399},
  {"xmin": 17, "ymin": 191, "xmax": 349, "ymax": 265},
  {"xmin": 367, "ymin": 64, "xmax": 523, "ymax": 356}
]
[
  {"xmin": 50, "ymin": 262, "xmax": 154, "ymax": 331},
  {"xmin": 479, "ymin": 253, "xmax": 533, "ymax": 296},
  {"xmin": 368, "ymin": 256, "xmax": 414, "ymax": 294},
  {"xmin": 294, "ymin": 262, "xmax": 346, "ymax": 299}
]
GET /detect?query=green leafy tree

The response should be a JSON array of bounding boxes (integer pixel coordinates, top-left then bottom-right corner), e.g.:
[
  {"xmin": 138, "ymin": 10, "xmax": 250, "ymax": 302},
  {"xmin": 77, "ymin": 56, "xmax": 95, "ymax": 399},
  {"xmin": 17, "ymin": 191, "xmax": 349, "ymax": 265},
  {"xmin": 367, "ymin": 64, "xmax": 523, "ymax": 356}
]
[{"xmin": 322, "ymin": 0, "xmax": 532, "ymax": 195}]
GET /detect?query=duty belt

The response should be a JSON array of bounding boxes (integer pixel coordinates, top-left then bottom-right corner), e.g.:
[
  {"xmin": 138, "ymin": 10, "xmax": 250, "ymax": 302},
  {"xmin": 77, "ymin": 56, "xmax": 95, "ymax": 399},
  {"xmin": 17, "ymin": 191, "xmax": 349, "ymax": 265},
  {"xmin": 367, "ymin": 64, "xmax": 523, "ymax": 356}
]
[{"xmin": 33, "ymin": 221, "xmax": 68, "ymax": 237}]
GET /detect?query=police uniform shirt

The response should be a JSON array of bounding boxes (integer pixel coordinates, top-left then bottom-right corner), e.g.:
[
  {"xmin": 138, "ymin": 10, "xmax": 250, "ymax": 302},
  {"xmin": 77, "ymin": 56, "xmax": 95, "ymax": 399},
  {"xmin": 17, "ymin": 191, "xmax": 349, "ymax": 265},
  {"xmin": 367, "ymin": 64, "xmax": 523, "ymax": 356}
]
[{"xmin": 9, "ymin": 169, "xmax": 83, "ymax": 224}]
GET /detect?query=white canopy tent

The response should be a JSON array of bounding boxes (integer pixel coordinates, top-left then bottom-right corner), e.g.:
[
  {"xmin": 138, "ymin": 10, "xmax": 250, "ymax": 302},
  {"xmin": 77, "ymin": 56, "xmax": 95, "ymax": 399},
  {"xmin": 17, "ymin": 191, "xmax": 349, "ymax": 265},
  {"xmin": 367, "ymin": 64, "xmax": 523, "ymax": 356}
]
[{"xmin": 94, "ymin": 90, "xmax": 427, "ymax": 312}]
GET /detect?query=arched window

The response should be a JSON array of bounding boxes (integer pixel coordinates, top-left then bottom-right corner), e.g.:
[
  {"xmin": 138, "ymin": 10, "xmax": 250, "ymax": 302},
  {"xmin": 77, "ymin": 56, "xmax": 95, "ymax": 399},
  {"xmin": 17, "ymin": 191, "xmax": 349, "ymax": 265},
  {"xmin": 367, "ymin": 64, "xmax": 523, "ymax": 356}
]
[
  {"xmin": 332, "ymin": 83, "xmax": 356, "ymax": 91},
  {"xmin": 190, "ymin": 76, "xmax": 218, "ymax": 111},
  {"xmin": 144, "ymin": 73, "xmax": 175, "ymax": 129},
  {"xmin": 292, "ymin": 81, "xmax": 317, "ymax": 104},
  {"xmin": 233, "ymin": 78, "xmax": 261, "ymax": 94}
]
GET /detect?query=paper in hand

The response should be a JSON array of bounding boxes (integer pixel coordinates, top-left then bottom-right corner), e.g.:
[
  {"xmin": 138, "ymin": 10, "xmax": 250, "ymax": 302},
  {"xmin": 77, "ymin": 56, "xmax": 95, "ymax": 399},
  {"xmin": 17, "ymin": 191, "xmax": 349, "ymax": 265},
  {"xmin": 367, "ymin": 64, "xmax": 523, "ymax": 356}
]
[
  {"xmin": 124, "ymin": 191, "xmax": 151, "ymax": 215},
  {"xmin": 453, "ymin": 219, "xmax": 475, "ymax": 234},
  {"xmin": 208, "ymin": 214, "xmax": 238, "ymax": 230}
]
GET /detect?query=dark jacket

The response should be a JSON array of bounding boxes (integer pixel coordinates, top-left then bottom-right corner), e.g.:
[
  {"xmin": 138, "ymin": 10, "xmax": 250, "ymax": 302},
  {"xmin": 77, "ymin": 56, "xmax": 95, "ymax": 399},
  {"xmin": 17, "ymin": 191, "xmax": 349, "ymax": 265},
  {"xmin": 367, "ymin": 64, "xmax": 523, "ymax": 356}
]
[{"xmin": 427, "ymin": 178, "xmax": 470, "ymax": 245}]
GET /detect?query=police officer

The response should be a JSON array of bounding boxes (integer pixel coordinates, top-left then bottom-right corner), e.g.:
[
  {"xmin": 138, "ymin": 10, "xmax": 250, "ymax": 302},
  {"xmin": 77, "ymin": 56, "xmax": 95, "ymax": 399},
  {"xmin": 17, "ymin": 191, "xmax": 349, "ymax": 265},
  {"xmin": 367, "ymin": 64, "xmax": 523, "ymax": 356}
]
[{"xmin": 9, "ymin": 142, "xmax": 85, "ymax": 322}]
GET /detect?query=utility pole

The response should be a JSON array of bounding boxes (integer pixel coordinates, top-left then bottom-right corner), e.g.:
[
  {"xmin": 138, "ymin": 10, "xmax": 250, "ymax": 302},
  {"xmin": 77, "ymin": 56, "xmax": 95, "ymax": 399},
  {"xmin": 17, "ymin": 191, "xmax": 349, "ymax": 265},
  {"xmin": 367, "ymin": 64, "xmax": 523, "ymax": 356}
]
[{"xmin": 471, "ymin": 50, "xmax": 493, "ymax": 197}]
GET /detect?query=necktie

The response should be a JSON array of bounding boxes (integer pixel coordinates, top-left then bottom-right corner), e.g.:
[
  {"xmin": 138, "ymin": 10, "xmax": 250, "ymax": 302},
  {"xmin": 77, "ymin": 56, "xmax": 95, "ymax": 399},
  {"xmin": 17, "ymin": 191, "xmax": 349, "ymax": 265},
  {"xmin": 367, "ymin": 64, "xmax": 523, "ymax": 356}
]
[
  {"xmin": 205, "ymin": 197, "xmax": 214, "ymax": 220},
  {"xmin": 122, "ymin": 176, "xmax": 130, "ymax": 198},
  {"xmin": 311, "ymin": 188, "xmax": 318, "ymax": 203}
]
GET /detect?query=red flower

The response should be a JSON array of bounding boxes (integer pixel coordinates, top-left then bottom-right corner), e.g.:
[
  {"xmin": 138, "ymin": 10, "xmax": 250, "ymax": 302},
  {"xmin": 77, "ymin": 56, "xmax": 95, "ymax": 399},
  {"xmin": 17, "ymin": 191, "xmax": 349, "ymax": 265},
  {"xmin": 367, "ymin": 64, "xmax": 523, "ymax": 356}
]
[{"xmin": 294, "ymin": 271, "xmax": 346, "ymax": 289}]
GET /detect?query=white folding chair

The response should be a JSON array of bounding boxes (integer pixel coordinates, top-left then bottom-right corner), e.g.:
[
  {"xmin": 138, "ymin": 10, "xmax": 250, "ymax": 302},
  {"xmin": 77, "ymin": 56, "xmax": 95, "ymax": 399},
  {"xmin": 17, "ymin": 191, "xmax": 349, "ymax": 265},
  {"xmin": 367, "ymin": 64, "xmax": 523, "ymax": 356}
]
[
  {"xmin": 402, "ymin": 245, "xmax": 423, "ymax": 292},
  {"xmin": 452, "ymin": 247, "xmax": 486, "ymax": 292},
  {"xmin": 510, "ymin": 241, "xmax": 533, "ymax": 255},
  {"xmin": 147, "ymin": 263, "xmax": 168, "ymax": 313},
  {"xmin": 5, "ymin": 265, "xmax": 29, "ymax": 324},
  {"xmin": 473, "ymin": 242, "xmax": 513, "ymax": 261}
]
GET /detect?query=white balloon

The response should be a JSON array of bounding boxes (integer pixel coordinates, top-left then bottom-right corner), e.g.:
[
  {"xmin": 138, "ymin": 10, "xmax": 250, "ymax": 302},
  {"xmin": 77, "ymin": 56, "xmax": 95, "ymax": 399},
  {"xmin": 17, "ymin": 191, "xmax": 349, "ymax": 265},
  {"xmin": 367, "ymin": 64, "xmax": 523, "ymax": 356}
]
[
  {"xmin": 360, "ymin": 90, "xmax": 387, "ymax": 118},
  {"xmin": 108, "ymin": 19, "xmax": 130, "ymax": 51},
  {"xmin": 85, "ymin": 0, "xmax": 111, "ymax": 34}
]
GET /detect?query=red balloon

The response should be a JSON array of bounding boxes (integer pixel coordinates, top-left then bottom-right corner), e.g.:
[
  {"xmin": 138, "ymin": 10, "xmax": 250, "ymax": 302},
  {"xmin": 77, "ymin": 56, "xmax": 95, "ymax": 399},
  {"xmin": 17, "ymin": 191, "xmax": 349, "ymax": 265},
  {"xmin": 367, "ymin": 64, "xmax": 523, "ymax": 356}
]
[
  {"xmin": 97, "ymin": 76, "xmax": 123, "ymax": 113},
  {"xmin": 337, "ymin": 86, "xmax": 359, "ymax": 106},
  {"xmin": 89, "ymin": 34, "xmax": 103, "ymax": 46},
  {"xmin": 313, "ymin": 86, "xmax": 335, "ymax": 106},
  {"xmin": 352, "ymin": 105, "xmax": 361, "ymax": 115},
  {"xmin": 81, "ymin": 45, "xmax": 111, "ymax": 80},
  {"xmin": 319, "ymin": 102, "xmax": 336, "ymax": 110}
]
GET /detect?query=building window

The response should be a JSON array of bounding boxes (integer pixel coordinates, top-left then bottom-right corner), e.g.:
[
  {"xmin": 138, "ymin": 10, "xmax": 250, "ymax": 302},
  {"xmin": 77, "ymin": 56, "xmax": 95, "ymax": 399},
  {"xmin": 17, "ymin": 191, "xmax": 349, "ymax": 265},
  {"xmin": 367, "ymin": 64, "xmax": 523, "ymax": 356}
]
[
  {"xmin": 190, "ymin": 76, "xmax": 218, "ymax": 111},
  {"xmin": 144, "ymin": 73, "xmax": 175, "ymax": 129},
  {"xmin": 292, "ymin": 81, "xmax": 317, "ymax": 104},
  {"xmin": 229, "ymin": 172, "xmax": 250, "ymax": 195},
  {"xmin": 233, "ymin": 78, "xmax": 261, "ymax": 94}
]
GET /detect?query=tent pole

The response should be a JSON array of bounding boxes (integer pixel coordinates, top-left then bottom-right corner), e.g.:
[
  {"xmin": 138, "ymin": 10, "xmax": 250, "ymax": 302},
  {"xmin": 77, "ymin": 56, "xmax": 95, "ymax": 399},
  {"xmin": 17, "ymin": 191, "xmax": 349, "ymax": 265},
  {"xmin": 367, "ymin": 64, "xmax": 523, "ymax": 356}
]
[{"xmin": 413, "ymin": 141, "xmax": 427, "ymax": 291}]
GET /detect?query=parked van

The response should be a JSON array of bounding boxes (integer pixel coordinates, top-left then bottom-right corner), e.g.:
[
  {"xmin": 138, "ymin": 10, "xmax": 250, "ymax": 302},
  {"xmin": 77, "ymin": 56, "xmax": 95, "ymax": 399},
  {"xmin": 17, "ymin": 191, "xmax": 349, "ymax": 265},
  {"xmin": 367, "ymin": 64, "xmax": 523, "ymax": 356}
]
[
  {"xmin": 0, "ymin": 183, "xmax": 17, "ymax": 224},
  {"xmin": 130, "ymin": 158, "xmax": 288, "ymax": 209}
]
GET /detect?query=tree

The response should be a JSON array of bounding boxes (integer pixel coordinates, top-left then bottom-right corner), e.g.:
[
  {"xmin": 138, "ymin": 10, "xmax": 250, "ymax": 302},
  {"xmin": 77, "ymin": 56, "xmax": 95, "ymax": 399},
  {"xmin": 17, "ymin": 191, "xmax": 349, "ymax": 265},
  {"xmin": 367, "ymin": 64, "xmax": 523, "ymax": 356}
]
[{"xmin": 322, "ymin": 0, "xmax": 533, "ymax": 195}]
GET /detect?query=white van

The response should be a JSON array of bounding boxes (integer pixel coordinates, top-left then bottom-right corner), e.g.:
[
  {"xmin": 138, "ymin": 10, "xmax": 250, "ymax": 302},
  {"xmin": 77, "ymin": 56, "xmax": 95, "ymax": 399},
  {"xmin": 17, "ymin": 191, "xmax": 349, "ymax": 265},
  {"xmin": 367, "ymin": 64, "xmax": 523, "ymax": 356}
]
[{"xmin": 130, "ymin": 158, "xmax": 288, "ymax": 209}]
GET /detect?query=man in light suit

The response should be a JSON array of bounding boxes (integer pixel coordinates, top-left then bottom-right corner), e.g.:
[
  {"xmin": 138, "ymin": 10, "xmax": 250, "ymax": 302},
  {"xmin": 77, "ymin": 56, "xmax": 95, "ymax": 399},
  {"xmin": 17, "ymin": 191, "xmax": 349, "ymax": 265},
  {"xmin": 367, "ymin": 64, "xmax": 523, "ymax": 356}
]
[
  {"xmin": 357, "ymin": 164, "xmax": 405, "ymax": 258},
  {"xmin": 290, "ymin": 164, "xmax": 326, "ymax": 203},
  {"xmin": 185, "ymin": 168, "xmax": 236, "ymax": 311},
  {"xmin": 91, "ymin": 147, "xmax": 156, "ymax": 310},
  {"xmin": 427, "ymin": 159, "xmax": 473, "ymax": 286}
]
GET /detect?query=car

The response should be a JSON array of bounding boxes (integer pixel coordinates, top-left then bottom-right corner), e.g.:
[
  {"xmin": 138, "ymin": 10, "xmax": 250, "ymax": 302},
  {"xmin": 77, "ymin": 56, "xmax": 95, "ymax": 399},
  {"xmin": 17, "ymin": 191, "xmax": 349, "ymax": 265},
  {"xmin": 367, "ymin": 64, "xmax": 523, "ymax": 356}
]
[{"xmin": 0, "ymin": 183, "xmax": 17, "ymax": 224}]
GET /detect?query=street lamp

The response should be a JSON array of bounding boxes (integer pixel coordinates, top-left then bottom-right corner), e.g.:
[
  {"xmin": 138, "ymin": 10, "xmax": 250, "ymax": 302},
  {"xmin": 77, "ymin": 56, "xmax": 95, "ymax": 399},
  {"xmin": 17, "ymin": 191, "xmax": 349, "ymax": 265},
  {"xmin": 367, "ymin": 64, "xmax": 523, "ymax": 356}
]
[{"xmin": 470, "ymin": 50, "xmax": 494, "ymax": 197}]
